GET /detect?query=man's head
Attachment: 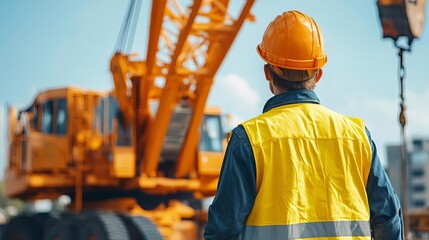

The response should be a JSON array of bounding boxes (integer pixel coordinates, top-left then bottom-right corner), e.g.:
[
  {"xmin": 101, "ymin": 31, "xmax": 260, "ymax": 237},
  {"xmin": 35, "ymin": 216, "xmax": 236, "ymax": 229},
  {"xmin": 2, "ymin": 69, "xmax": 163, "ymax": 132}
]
[{"xmin": 256, "ymin": 10, "xmax": 327, "ymax": 94}]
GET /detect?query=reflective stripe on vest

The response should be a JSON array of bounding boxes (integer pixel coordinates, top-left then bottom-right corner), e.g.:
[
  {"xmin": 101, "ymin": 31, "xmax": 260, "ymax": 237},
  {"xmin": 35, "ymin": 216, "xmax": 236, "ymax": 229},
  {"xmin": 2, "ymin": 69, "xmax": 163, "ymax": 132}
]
[{"xmin": 242, "ymin": 221, "xmax": 371, "ymax": 240}]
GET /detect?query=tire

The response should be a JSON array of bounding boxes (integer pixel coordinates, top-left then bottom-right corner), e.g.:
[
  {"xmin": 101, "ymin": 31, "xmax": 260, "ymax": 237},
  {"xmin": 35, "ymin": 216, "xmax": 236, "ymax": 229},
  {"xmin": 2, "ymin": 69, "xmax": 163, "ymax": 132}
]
[
  {"xmin": 44, "ymin": 219, "xmax": 77, "ymax": 240},
  {"xmin": 80, "ymin": 212, "xmax": 129, "ymax": 240},
  {"xmin": 33, "ymin": 212, "xmax": 61, "ymax": 235},
  {"xmin": 2, "ymin": 215, "xmax": 43, "ymax": 240},
  {"xmin": 120, "ymin": 215, "xmax": 163, "ymax": 240}
]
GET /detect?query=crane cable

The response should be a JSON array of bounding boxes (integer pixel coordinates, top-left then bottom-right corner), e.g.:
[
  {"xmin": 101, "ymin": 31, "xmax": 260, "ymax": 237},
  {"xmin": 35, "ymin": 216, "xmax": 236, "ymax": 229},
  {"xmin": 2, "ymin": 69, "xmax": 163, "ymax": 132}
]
[
  {"xmin": 396, "ymin": 39, "xmax": 412, "ymax": 238},
  {"xmin": 115, "ymin": 0, "xmax": 142, "ymax": 54}
]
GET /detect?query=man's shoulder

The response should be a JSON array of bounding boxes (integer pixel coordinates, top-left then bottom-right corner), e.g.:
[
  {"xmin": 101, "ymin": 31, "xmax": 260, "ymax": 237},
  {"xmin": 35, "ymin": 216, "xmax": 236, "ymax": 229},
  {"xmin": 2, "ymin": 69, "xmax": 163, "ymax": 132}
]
[{"xmin": 230, "ymin": 124, "xmax": 248, "ymax": 140}]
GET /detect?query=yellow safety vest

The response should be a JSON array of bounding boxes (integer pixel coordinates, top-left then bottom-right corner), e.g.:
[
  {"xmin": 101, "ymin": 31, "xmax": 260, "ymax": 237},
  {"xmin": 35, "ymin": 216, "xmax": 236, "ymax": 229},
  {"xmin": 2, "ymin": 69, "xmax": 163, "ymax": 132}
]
[{"xmin": 241, "ymin": 103, "xmax": 372, "ymax": 240}]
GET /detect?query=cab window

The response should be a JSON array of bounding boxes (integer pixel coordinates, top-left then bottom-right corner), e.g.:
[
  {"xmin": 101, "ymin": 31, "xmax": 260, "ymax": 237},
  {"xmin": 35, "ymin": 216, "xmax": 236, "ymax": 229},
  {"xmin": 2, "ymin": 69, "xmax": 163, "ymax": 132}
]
[
  {"xmin": 97, "ymin": 98, "xmax": 106, "ymax": 134},
  {"xmin": 94, "ymin": 96, "xmax": 132, "ymax": 146},
  {"xmin": 42, "ymin": 100, "xmax": 53, "ymax": 133},
  {"xmin": 109, "ymin": 96, "xmax": 131, "ymax": 146},
  {"xmin": 41, "ymin": 98, "xmax": 67, "ymax": 135},
  {"xmin": 200, "ymin": 115, "xmax": 223, "ymax": 152},
  {"xmin": 56, "ymin": 99, "xmax": 67, "ymax": 135},
  {"xmin": 32, "ymin": 104, "xmax": 39, "ymax": 131}
]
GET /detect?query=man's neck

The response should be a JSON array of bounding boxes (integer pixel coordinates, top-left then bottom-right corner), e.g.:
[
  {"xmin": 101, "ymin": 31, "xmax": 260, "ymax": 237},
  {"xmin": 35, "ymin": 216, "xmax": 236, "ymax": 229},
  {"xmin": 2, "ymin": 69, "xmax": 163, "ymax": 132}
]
[{"xmin": 273, "ymin": 87, "xmax": 288, "ymax": 95}]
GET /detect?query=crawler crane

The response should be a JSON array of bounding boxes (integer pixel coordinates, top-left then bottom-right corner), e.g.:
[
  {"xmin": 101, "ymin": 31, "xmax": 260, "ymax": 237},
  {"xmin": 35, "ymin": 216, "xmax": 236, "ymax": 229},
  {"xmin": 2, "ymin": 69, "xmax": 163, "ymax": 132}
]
[{"xmin": 2, "ymin": 0, "xmax": 255, "ymax": 239}]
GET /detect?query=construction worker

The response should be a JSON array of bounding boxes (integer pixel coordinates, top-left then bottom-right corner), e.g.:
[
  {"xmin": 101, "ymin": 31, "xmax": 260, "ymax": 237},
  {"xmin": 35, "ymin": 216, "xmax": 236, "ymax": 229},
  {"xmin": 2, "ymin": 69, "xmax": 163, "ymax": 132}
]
[{"xmin": 204, "ymin": 10, "xmax": 404, "ymax": 240}]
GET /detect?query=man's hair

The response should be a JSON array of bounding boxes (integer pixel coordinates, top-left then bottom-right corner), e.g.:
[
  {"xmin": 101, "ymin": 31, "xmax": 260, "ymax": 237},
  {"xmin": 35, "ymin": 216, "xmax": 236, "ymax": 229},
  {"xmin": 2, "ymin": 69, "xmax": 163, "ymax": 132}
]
[{"xmin": 269, "ymin": 67, "xmax": 317, "ymax": 91}]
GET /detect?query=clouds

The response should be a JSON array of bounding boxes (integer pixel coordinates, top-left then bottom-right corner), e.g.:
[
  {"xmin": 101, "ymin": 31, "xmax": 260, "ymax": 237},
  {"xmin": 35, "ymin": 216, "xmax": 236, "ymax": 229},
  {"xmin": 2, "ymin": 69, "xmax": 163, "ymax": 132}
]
[
  {"xmin": 209, "ymin": 73, "xmax": 263, "ymax": 123},
  {"xmin": 220, "ymin": 74, "xmax": 261, "ymax": 106}
]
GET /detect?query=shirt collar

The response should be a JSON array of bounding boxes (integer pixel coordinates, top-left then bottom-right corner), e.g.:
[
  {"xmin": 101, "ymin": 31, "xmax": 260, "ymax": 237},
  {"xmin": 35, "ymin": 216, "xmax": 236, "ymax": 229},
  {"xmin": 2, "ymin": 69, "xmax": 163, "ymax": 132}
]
[{"xmin": 262, "ymin": 89, "xmax": 320, "ymax": 113}]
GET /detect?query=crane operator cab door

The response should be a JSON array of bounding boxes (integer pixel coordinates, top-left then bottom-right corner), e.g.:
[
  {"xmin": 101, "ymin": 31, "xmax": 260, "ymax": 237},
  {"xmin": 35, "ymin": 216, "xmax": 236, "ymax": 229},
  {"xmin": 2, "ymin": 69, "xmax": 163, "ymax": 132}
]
[
  {"xmin": 20, "ymin": 90, "xmax": 70, "ymax": 174},
  {"xmin": 35, "ymin": 97, "xmax": 69, "ymax": 170},
  {"xmin": 197, "ymin": 107, "xmax": 225, "ymax": 178},
  {"xmin": 94, "ymin": 95, "xmax": 135, "ymax": 178}
]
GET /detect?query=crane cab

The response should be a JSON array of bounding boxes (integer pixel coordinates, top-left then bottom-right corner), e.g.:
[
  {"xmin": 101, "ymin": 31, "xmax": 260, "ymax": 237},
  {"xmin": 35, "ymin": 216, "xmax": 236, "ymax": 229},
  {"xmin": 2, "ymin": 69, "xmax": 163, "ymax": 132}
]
[{"xmin": 5, "ymin": 87, "xmax": 225, "ymax": 201}]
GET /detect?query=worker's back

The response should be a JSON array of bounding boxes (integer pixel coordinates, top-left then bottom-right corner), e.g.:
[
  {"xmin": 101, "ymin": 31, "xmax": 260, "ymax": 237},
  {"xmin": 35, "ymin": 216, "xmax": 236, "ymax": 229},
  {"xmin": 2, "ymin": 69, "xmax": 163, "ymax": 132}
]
[{"xmin": 241, "ymin": 101, "xmax": 372, "ymax": 239}]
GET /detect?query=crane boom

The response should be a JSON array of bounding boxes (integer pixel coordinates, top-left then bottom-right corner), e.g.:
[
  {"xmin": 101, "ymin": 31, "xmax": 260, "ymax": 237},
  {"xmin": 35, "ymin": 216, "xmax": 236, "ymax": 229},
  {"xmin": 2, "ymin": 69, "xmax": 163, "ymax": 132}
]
[{"xmin": 111, "ymin": 0, "xmax": 255, "ymax": 177}]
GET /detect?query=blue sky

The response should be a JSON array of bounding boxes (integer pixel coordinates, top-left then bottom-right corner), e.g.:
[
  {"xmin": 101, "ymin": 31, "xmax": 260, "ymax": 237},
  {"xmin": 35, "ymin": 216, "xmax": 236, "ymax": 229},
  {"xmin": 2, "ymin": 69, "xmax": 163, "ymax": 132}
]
[{"xmin": 1, "ymin": 1, "xmax": 428, "ymax": 177}]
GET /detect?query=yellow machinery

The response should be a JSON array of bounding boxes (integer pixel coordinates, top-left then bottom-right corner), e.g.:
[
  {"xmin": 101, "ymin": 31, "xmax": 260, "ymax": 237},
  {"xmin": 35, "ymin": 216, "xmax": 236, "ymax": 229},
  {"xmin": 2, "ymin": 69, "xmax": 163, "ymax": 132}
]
[{"xmin": 3, "ymin": 0, "xmax": 255, "ymax": 239}]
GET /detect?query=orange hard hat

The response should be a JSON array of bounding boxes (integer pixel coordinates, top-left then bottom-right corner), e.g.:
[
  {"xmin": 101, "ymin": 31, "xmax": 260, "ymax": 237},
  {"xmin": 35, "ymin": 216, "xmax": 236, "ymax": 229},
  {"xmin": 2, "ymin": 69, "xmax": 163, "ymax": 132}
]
[{"xmin": 257, "ymin": 10, "xmax": 327, "ymax": 70}]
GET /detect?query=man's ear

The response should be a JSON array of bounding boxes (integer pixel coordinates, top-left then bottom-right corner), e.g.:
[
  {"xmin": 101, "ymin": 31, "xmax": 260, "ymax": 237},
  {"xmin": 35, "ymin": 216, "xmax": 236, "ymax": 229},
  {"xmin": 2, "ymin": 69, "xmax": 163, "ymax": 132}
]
[
  {"xmin": 315, "ymin": 69, "xmax": 323, "ymax": 83},
  {"xmin": 264, "ymin": 64, "xmax": 272, "ymax": 81}
]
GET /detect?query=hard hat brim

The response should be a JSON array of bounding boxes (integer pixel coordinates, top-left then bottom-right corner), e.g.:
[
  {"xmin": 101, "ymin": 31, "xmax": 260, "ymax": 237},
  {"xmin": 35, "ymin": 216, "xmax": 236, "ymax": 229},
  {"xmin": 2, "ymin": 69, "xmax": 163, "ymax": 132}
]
[{"xmin": 257, "ymin": 45, "xmax": 327, "ymax": 70}]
